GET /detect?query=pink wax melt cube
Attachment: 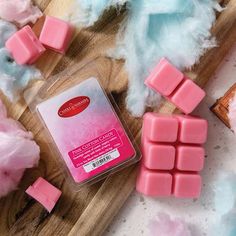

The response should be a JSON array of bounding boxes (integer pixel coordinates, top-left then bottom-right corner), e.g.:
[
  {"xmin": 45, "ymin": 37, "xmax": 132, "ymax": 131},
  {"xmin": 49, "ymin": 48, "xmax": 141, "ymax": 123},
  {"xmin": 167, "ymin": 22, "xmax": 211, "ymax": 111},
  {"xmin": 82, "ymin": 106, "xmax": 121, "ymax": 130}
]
[
  {"xmin": 176, "ymin": 146, "xmax": 205, "ymax": 171},
  {"xmin": 136, "ymin": 167, "xmax": 172, "ymax": 197},
  {"xmin": 39, "ymin": 16, "xmax": 74, "ymax": 54},
  {"xmin": 143, "ymin": 113, "xmax": 179, "ymax": 142},
  {"xmin": 6, "ymin": 25, "xmax": 45, "ymax": 65},
  {"xmin": 177, "ymin": 115, "xmax": 208, "ymax": 144},
  {"xmin": 145, "ymin": 58, "xmax": 184, "ymax": 96},
  {"xmin": 171, "ymin": 80, "xmax": 206, "ymax": 114},
  {"xmin": 142, "ymin": 140, "xmax": 175, "ymax": 170},
  {"xmin": 173, "ymin": 173, "xmax": 202, "ymax": 198},
  {"xmin": 26, "ymin": 177, "xmax": 62, "ymax": 213},
  {"xmin": 145, "ymin": 58, "xmax": 205, "ymax": 114},
  {"xmin": 137, "ymin": 113, "xmax": 207, "ymax": 198}
]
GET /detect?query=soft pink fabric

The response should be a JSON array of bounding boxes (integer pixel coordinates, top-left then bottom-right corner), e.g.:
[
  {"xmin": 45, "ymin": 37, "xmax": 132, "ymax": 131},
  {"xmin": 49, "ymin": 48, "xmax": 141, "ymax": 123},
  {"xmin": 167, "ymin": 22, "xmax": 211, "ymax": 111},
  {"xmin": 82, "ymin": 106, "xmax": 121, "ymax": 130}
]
[
  {"xmin": 6, "ymin": 25, "xmax": 45, "ymax": 65},
  {"xmin": 0, "ymin": 0, "xmax": 42, "ymax": 27},
  {"xmin": 145, "ymin": 58, "xmax": 205, "ymax": 114},
  {"xmin": 26, "ymin": 177, "xmax": 61, "ymax": 212},
  {"xmin": 149, "ymin": 213, "xmax": 192, "ymax": 236},
  {"xmin": 228, "ymin": 92, "xmax": 236, "ymax": 132},
  {"xmin": 0, "ymin": 99, "xmax": 40, "ymax": 198},
  {"xmin": 39, "ymin": 16, "xmax": 74, "ymax": 54}
]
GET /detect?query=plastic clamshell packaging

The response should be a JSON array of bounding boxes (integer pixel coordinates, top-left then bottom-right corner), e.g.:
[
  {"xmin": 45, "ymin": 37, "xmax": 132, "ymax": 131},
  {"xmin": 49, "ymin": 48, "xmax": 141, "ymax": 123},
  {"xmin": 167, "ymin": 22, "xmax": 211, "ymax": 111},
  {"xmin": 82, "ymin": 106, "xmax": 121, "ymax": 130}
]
[{"xmin": 35, "ymin": 76, "xmax": 140, "ymax": 189}]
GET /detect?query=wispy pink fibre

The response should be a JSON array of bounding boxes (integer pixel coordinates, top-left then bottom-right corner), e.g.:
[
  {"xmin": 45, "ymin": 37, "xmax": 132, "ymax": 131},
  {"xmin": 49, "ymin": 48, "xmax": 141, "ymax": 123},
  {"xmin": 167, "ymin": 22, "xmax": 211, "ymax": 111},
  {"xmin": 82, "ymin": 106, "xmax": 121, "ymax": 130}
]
[
  {"xmin": 0, "ymin": 0, "xmax": 42, "ymax": 27},
  {"xmin": 149, "ymin": 213, "xmax": 192, "ymax": 236},
  {"xmin": 0, "ymin": 99, "xmax": 40, "ymax": 198},
  {"xmin": 228, "ymin": 92, "xmax": 236, "ymax": 133}
]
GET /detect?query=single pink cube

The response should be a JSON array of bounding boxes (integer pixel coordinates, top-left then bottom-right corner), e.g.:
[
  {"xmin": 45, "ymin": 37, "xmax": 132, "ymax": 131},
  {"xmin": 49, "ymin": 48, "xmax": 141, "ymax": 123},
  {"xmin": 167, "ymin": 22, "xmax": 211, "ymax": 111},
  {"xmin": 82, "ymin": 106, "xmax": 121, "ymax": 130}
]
[
  {"xmin": 143, "ymin": 113, "xmax": 179, "ymax": 142},
  {"xmin": 143, "ymin": 140, "xmax": 175, "ymax": 170},
  {"xmin": 6, "ymin": 26, "xmax": 45, "ymax": 65},
  {"xmin": 170, "ymin": 79, "xmax": 206, "ymax": 114},
  {"xmin": 145, "ymin": 58, "xmax": 184, "ymax": 96},
  {"xmin": 173, "ymin": 173, "xmax": 202, "ymax": 198},
  {"xmin": 26, "ymin": 177, "xmax": 62, "ymax": 213},
  {"xmin": 136, "ymin": 167, "xmax": 172, "ymax": 197},
  {"xmin": 39, "ymin": 16, "xmax": 74, "ymax": 54},
  {"xmin": 177, "ymin": 116, "xmax": 208, "ymax": 144},
  {"xmin": 176, "ymin": 146, "xmax": 205, "ymax": 171}
]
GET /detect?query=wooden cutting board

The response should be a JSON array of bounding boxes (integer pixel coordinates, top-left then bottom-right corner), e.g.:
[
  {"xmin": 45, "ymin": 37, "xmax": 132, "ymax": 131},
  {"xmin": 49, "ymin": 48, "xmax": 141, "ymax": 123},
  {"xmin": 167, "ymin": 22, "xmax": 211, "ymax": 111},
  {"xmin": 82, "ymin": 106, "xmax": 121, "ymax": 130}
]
[{"xmin": 0, "ymin": 0, "xmax": 236, "ymax": 235}]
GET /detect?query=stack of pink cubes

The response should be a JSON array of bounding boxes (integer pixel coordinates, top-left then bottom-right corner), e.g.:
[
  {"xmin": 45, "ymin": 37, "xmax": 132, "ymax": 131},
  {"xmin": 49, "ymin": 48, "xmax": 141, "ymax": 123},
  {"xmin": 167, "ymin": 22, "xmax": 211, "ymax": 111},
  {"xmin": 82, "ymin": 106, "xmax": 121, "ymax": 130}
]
[{"xmin": 136, "ymin": 58, "xmax": 208, "ymax": 198}]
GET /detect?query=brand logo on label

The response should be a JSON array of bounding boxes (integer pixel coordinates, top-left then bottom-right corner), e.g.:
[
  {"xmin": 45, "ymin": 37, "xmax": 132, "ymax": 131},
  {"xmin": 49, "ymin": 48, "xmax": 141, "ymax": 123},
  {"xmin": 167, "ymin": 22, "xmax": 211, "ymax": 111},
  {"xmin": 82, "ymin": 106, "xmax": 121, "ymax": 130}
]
[{"xmin": 58, "ymin": 96, "xmax": 90, "ymax": 118}]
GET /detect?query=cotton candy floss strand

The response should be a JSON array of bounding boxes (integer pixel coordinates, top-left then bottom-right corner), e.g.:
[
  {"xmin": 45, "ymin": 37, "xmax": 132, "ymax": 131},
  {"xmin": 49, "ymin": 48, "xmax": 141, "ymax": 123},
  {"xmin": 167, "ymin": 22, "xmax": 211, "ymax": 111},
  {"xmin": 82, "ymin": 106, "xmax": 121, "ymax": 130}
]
[
  {"xmin": 0, "ymin": 0, "xmax": 42, "ymax": 27},
  {"xmin": 0, "ymin": 100, "xmax": 40, "ymax": 198},
  {"xmin": 148, "ymin": 213, "xmax": 192, "ymax": 236},
  {"xmin": 75, "ymin": 0, "xmax": 221, "ymax": 116}
]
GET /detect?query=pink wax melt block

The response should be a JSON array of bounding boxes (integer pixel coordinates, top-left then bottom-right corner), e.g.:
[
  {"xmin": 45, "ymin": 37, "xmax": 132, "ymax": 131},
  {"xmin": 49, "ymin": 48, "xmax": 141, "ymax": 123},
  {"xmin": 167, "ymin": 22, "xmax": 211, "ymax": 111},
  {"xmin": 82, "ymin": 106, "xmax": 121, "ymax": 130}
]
[
  {"xmin": 143, "ymin": 113, "xmax": 179, "ymax": 142},
  {"xmin": 177, "ymin": 115, "xmax": 208, "ymax": 144},
  {"xmin": 6, "ymin": 25, "xmax": 45, "ymax": 65},
  {"xmin": 173, "ymin": 173, "xmax": 202, "ymax": 198},
  {"xmin": 36, "ymin": 78, "xmax": 139, "ymax": 187},
  {"xmin": 39, "ymin": 16, "xmax": 74, "ymax": 54},
  {"xmin": 26, "ymin": 177, "xmax": 62, "ymax": 213},
  {"xmin": 145, "ymin": 58, "xmax": 184, "ymax": 96},
  {"xmin": 137, "ymin": 112, "xmax": 207, "ymax": 198},
  {"xmin": 145, "ymin": 58, "xmax": 206, "ymax": 114},
  {"xmin": 136, "ymin": 167, "xmax": 172, "ymax": 197},
  {"xmin": 171, "ymin": 80, "xmax": 206, "ymax": 114},
  {"xmin": 176, "ymin": 146, "xmax": 205, "ymax": 171},
  {"xmin": 142, "ymin": 140, "xmax": 175, "ymax": 170}
]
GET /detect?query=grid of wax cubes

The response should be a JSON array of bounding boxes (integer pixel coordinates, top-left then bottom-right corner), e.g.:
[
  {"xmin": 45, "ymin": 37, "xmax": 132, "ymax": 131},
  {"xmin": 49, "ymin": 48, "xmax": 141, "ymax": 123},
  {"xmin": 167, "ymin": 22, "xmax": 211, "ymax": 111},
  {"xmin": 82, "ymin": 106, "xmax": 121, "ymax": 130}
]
[
  {"xmin": 136, "ymin": 113, "xmax": 208, "ymax": 198},
  {"xmin": 145, "ymin": 58, "xmax": 206, "ymax": 114}
]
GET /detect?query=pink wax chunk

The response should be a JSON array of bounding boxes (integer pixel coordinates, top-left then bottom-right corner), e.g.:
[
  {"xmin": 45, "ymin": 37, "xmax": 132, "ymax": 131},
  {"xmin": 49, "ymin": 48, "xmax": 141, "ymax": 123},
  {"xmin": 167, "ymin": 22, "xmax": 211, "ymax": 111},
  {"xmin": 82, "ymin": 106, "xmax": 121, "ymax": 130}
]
[
  {"xmin": 173, "ymin": 173, "xmax": 202, "ymax": 198},
  {"xmin": 170, "ymin": 80, "xmax": 206, "ymax": 114},
  {"xmin": 142, "ymin": 139, "xmax": 175, "ymax": 170},
  {"xmin": 143, "ymin": 113, "xmax": 179, "ymax": 142},
  {"xmin": 26, "ymin": 177, "xmax": 62, "ymax": 213},
  {"xmin": 145, "ymin": 58, "xmax": 184, "ymax": 96},
  {"xmin": 177, "ymin": 115, "xmax": 208, "ymax": 144},
  {"xmin": 137, "ymin": 113, "xmax": 207, "ymax": 198},
  {"xmin": 145, "ymin": 58, "xmax": 205, "ymax": 114},
  {"xmin": 136, "ymin": 167, "xmax": 172, "ymax": 197},
  {"xmin": 39, "ymin": 16, "xmax": 74, "ymax": 54},
  {"xmin": 6, "ymin": 26, "xmax": 45, "ymax": 65},
  {"xmin": 176, "ymin": 146, "xmax": 205, "ymax": 171}
]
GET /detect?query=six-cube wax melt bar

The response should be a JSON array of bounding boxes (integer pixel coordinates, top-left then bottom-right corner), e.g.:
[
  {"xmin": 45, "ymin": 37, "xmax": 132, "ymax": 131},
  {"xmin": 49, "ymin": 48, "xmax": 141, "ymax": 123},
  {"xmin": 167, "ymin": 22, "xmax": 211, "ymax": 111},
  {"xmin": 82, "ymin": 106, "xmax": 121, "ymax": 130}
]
[
  {"xmin": 6, "ymin": 16, "xmax": 74, "ymax": 65},
  {"xmin": 136, "ymin": 113, "xmax": 208, "ymax": 198},
  {"xmin": 145, "ymin": 58, "xmax": 206, "ymax": 114}
]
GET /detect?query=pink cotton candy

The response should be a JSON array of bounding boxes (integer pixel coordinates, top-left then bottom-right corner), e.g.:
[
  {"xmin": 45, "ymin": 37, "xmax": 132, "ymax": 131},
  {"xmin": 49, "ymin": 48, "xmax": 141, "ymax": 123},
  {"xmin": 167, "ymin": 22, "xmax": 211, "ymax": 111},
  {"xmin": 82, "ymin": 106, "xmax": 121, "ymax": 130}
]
[
  {"xmin": 0, "ymin": 99, "xmax": 40, "ymax": 198},
  {"xmin": 228, "ymin": 92, "xmax": 236, "ymax": 133},
  {"xmin": 0, "ymin": 0, "xmax": 42, "ymax": 27},
  {"xmin": 149, "ymin": 213, "xmax": 192, "ymax": 236}
]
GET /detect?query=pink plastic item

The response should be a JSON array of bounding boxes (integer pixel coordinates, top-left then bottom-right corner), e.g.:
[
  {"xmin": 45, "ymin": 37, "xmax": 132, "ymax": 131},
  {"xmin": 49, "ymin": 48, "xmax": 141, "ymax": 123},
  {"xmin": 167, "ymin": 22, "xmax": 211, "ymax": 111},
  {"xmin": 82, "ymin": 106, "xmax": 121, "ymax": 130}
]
[
  {"xmin": 136, "ymin": 113, "xmax": 208, "ymax": 198},
  {"xmin": 145, "ymin": 58, "xmax": 205, "ymax": 114},
  {"xmin": 6, "ymin": 25, "xmax": 45, "ymax": 65},
  {"xmin": 26, "ymin": 177, "xmax": 62, "ymax": 213},
  {"xmin": 39, "ymin": 16, "xmax": 74, "ymax": 54}
]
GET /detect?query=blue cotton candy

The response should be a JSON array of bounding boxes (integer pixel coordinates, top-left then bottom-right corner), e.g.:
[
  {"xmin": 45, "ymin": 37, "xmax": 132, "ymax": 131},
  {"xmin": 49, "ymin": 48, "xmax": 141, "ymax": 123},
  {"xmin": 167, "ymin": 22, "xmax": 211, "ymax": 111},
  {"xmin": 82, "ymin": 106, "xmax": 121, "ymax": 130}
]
[
  {"xmin": 75, "ymin": 0, "xmax": 221, "ymax": 116},
  {"xmin": 0, "ymin": 20, "xmax": 41, "ymax": 102},
  {"xmin": 210, "ymin": 173, "xmax": 236, "ymax": 236}
]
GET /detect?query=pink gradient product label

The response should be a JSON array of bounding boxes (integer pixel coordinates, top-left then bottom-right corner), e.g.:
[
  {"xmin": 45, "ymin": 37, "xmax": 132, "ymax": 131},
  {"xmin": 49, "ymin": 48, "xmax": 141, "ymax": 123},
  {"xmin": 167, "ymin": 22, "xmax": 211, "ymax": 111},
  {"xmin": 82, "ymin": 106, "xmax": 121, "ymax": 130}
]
[{"xmin": 37, "ymin": 78, "xmax": 136, "ymax": 184}]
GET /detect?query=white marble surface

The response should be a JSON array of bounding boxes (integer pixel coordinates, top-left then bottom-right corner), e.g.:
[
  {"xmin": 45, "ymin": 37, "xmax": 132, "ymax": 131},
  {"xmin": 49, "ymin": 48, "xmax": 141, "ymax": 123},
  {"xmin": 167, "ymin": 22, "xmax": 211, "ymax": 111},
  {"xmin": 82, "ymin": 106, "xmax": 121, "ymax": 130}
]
[{"xmin": 105, "ymin": 44, "xmax": 236, "ymax": 236}]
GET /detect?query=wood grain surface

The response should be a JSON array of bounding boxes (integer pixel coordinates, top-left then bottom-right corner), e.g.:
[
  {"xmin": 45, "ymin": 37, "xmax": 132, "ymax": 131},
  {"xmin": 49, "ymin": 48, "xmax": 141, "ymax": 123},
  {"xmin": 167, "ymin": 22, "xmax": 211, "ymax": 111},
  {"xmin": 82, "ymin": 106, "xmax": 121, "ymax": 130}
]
[{"xmin": 0, "ymin": 1, "xmax": 236, "ymax": 236}]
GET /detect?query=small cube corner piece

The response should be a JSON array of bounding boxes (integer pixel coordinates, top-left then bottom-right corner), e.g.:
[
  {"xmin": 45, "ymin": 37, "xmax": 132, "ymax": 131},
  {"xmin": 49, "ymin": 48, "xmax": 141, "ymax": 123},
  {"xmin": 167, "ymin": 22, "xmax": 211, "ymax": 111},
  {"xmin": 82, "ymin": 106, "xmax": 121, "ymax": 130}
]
[
  {"xmin": 137, "ymin": 113, "xmax": 207, "ymax": 199},
  {"xmin": 39, "ymin": 16, "xmax": 74, "ymax": 54},
  {"xmin": 145, "ymin": 58, "xmax": 206, "ymax": 114},
  {"xmin": 26, "ymin": 177, "xmax": 62, "ymax": 213},
  {"xmin": 6, "ymin": 26, "xmax": 45, "ymax": 65}
]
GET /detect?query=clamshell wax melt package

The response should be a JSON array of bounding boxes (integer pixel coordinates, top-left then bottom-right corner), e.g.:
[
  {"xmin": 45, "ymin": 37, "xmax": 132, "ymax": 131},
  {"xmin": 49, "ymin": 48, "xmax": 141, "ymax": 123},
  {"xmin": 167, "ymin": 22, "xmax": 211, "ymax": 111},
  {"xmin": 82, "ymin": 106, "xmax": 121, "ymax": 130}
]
[{"xmin": 30, "ymin": 62, "xmax": 140, "ymax": 189}]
